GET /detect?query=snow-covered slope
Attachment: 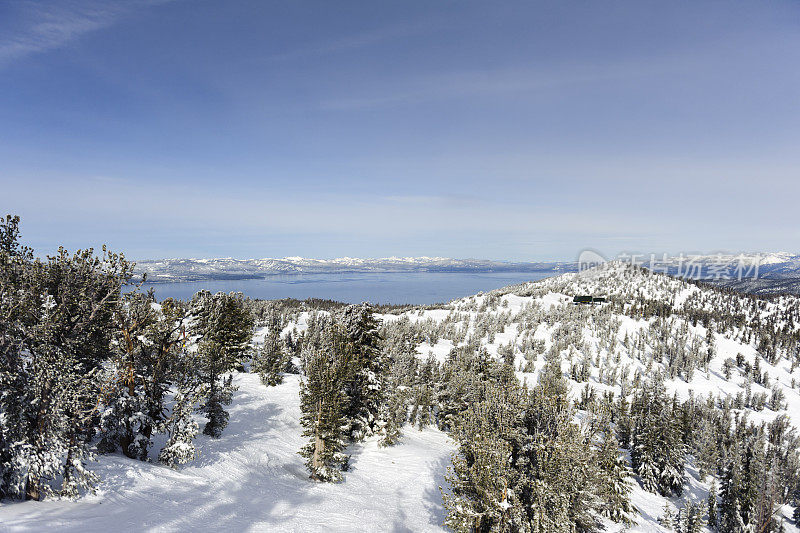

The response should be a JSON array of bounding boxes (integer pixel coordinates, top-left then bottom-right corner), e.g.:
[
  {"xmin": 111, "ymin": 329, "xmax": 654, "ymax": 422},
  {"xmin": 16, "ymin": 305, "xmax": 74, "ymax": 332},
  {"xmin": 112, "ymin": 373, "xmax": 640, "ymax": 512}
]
[
  {"xmin": 4, "ymin": 264, "xmax": 799, "ymax": 531},
  {"xmin": 0, "ymin": 374, "xmax": 454, "ymax": 533},
  {"xmin": 380, "ymin": 263, "xmax": 800, "ymax": 531}
]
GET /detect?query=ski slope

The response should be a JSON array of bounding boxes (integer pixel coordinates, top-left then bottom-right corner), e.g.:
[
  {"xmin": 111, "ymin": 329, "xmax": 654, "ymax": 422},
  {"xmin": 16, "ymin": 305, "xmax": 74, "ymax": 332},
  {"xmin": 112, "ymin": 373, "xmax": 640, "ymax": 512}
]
[{"xmin": 0, "ymin": 374, "xmax": 454, "ymax": 533}]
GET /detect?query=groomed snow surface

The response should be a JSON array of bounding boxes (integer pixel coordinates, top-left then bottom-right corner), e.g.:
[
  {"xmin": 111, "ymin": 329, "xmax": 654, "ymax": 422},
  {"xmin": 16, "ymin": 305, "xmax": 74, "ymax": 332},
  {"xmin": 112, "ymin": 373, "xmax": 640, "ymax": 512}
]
[{"xmin": 0, "ymin": 374, "xmax": 454, "ymax": 532}]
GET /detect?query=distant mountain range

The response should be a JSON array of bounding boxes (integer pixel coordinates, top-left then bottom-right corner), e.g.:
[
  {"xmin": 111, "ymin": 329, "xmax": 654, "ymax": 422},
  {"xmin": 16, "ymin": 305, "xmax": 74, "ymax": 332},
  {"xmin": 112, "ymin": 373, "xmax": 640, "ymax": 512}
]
[
  {"xmin": 133, "ymin": 253, "xmax": 800, "ymax": 295},
  {"xmin": 133, "ymin": 257, "xmax": 578, "ymax": 282},
  {"xmin": 633, "ymin": 252, "xmax": 800, "ymax": 295}
]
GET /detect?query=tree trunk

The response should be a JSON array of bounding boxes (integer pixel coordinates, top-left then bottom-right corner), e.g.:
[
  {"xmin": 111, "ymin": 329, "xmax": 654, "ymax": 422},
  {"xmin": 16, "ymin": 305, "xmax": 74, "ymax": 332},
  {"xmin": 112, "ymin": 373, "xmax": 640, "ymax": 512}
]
[
  {"xmin": 311, "ymin": 400, "xmax": 324, "ymax": 480},
  {"xmin": 25, "ymin": 474, "xmax": 40, "ymax": 501}
]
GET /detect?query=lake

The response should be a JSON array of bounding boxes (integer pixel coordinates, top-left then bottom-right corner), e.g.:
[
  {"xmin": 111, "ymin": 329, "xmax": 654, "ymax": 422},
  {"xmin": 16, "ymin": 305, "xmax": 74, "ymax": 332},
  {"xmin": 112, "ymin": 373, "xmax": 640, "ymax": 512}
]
[{"xmin": 138, "ymin": 271, "xmax": 556, "ymax": 305}]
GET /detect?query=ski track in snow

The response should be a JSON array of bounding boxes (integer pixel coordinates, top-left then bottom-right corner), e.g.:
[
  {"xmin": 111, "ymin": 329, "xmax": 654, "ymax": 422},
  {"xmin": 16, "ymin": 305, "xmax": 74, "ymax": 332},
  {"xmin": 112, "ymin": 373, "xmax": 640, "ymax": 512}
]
[{"xmin": 0, "ymin": 374, "xmax": 454, "ymax": 533}]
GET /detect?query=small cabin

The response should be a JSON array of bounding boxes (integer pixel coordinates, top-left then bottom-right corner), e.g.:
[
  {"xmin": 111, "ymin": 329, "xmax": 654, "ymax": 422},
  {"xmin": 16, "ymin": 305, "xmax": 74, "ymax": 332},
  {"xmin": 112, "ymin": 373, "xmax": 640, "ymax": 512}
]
[{"xmin": 573, "ymin": 295, "xmax": 606, "ymax": 305}]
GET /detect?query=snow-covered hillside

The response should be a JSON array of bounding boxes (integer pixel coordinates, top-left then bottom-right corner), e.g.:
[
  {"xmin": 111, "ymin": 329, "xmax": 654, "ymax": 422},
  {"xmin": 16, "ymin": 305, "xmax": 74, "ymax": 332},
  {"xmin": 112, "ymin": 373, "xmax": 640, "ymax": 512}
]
[
  {"xmin": 375, "ymin": 263, "xmax": 800, "ymax": 531},
  {"xmin": 4, "ymin": 263, "xmax": 799, "ymax": 532}
]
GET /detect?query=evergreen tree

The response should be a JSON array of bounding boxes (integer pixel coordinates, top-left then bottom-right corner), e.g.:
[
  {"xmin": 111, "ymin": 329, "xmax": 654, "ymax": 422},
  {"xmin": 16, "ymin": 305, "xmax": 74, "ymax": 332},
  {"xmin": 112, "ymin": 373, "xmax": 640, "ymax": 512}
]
[
  {"xmin": 98, "ymin": 293, "xmax": 186, "ymax": 460},
  {"xmin": 719, "ymin": 444, "xmax": 749, "ymax": 533},
  {"xmin": 340, "ymin": 304, "xmax": 388, "ymax": 441},
  {"xmin": 0, "ymin": 216, "xmax": 132, "ymax": 499},
  {"xmin": 252, "ymin": 328, "xmax": 288, "ymax": 387},
  {"xmin": 191, "ymin": 291, "xmax": 254, "ymax": 438},
  {"xmin": 630, "ymin": 379, "xmax": 686, "ymax": 496},
  {"xmin": 410, "ymin": 354, "xmax": 439, "ymax": 429},
  {"xmin": 596, "ymin": 426, "xmax": 636, "ymax": 525},
  {"xmin": 708, "ymin": 480, "xmax": 718, "ymax": 530},
  {"xmin": 298, "ymin": 325, "xmax": 353, "ymax": 482},
  {"xmin": 443, "ymin": 354, "xmax": 634, "ymax": 532},
  {"xmin": 443, "ymin": 364, "xmax": 526, "ymax": 531},
  {"xmin": 158, "ymin": 334, "xmax": 204, "ymax": 468},
  {"xmin": 677, "ymin": 499, "xmax": 706, "ymax": 533}
]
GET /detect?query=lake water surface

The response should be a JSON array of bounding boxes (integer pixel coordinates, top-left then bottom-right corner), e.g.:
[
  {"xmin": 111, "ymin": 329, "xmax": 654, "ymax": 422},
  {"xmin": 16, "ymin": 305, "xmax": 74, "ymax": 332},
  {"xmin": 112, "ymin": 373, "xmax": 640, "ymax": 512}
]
[{"xmin": 139, "ymin": 271, "xmax": 555, "ymax": 305}]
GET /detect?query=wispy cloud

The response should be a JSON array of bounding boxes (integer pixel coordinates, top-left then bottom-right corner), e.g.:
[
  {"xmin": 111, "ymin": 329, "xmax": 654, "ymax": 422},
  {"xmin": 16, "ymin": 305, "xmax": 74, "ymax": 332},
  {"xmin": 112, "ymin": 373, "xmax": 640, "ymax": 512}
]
[
  {"xmin": 0, "ymin": 0, "xmax": 170, "ymax": 67},
  {"xmin": 318, "ymin": 40, "xmax": 775, "ymax": 111},
  {"xmin": 265, "ymin": 19, "xmax": 438, "ymax": 63},
  {"xmin": 318, "ymin": 63, "xmax": 645, "ymax": 110}
]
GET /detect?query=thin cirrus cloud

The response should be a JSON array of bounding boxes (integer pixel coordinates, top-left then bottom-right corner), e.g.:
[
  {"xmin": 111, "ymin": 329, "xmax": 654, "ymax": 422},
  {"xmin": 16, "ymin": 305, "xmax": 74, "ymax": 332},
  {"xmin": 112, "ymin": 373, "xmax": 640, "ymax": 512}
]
[
  {"xmin": 0, "ymin": 0, "xmax": 171, "ymax": 67},
  {"xmin": 264, "ymin": 19, "xmax": 440, "ymax": 63},
  {"xmin": 319, "ymin": 61, "xmax": 660, "ymax": 110}
]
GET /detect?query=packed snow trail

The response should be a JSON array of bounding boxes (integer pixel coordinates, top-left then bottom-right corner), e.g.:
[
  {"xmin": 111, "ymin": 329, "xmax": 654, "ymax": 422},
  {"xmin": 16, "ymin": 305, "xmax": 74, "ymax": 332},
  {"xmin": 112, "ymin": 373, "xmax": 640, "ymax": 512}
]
[{"xmin": 0, "ymin": 374, "xmax": 454, "ymax": 532}]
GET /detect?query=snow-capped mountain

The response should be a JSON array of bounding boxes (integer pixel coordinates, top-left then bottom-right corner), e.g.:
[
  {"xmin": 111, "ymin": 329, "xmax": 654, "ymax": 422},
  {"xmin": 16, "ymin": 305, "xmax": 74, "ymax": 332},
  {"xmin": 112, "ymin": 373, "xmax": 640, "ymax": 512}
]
[
  {"xmin": 623, "ymin": 252, "xmax": 800, "ymax": 295},
  {"xmin": 133, "ymin": 253, "xmax": 800, "ymax": 295},
  {"xmin": 133, "ymin": 256, "xmax": 577, "ymax": 282}
]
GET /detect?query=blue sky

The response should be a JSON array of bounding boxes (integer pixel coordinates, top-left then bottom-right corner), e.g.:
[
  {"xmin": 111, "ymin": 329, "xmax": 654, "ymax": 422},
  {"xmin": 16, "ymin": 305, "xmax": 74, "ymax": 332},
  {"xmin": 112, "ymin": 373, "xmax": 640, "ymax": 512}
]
[{"xmin": 1, "ymin": 1, "xmax": 799, "ymax": 261}]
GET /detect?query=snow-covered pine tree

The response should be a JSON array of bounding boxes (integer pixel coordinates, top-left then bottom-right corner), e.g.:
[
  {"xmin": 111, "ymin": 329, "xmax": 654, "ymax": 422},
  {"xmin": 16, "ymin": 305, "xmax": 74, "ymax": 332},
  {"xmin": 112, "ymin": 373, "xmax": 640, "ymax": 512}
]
[
  {"xmin": 197, "ymin": 340, "xmax": 235, "ymax": 438},
  {"xmin": 596, "ymin": 426, "xmax": 636, "ymax": 525},
  {"xmin": 299, "ymin": 325, "xmax": 353, "ymax": 482},
  {"xmin": 630, "ymin": 378, "xmax": 686, "ymax": 497},
  {"xmin": 191, "ymin": 291, "xmax": 254, "ymax": 438},
  {"xmin": 410, "ymin": 354, "xmax": 439, "ymax": 430},
  {"xmin": 0, "ymin": 216, "xmax": 132, "ymax": 500},
  {"xmin": 443, "ymin": 368, "xmax": 526, "ymax": 532},
  {"xmin": 443, "ymin": 351, "xmax": 635, "ymax": 532},
  {"xmin": 676, "ymin": 499, "xmax": 706, "ymax": 533},
  {"xmin": 157, "ymin": 329, "xmax": 204, "ymax": 468},
  {"xmin": 340, "ymin": 304, "xmax": 388, "ymax": 442},
  {"xmin": 0, "ymin": 216, "xmax": 32, "ymax": 499},
  {"xmin": 718, "ymin": 424, "xmax": 775, "ymax": 533},
  {"xmin": 157, "ymin": 386, "xmax": 200, "ymax": 468},
  {"xmin": 436, "ymin": 345, "xmax": 496, "ymax": 433},
  {"xmin": 519, "ymin": 356, "xmax": 609, "ymax": 532},
  {"xmin": 99, "ymin": 292, "xmax": 186, "ymax": 460},
  {"xmin": 252, "ymin": 327, "xmax": 288, "ymax": 386},
  {"xmin": 707, "ymin": 480, "xmax": 718, "ymax": 530}
]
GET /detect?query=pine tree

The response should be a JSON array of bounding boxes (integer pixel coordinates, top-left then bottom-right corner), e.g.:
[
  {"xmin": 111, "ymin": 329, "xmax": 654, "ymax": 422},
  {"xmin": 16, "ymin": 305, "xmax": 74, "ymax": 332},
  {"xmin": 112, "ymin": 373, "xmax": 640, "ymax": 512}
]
[
  {"xmin": 658, "ymin": 502, "xmax": 676, "ymax": 530},
  {"xmin": 198, "ymin": 340, "xmax": 236, "ymax": 438},
  {"xmin": 252, "ymin": 328, "xmax": 288, "ymax": 387},
  {"xmin": 443, "ymin": 353, "xmax": 634, "ymax": 532},
  {"xmin": 443, "ymin": 366, "xmax": 526, "ymax": 531},
  {"xmin": 191, "ymin": 291, "xmax": 254, "ymax": 438},
  {"xmin": 677, "ymin": 499, "xmax": 706, "ymax": 533},
  {"xmin": 98, "ymin": 292, "xmax": 185, "ymax": 460},
  {"xmin": 719, "ymin": 446, "xmax": 748, "ymax": 533},
  {"xmin": 410, "ymin": 354, "xmax": 438, "ymax": 429},
  {"xmin": 0, "ymin": 216, "xmax": 132, "ymax": 499},
  {"xmin": 158, "ymin": 343, "xmax": 204, "ymax": 468},
  {"xmin": 341, "ymin": 304, "xmax": 388, "ymax": 441},
  {"xmin": 596, "ymin": 426, "xmax": 636, "ymax": 525},
  {"xmin": 630, "ymin": 379, "xmax": 686, "ymax": 497},
  {"xmin": 298, "ymin": 325, "xmax": 353, "ymax": 482},
  {"xmin": 708, "ymin": 480, "xmax": 718, "ymax": 530}
]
